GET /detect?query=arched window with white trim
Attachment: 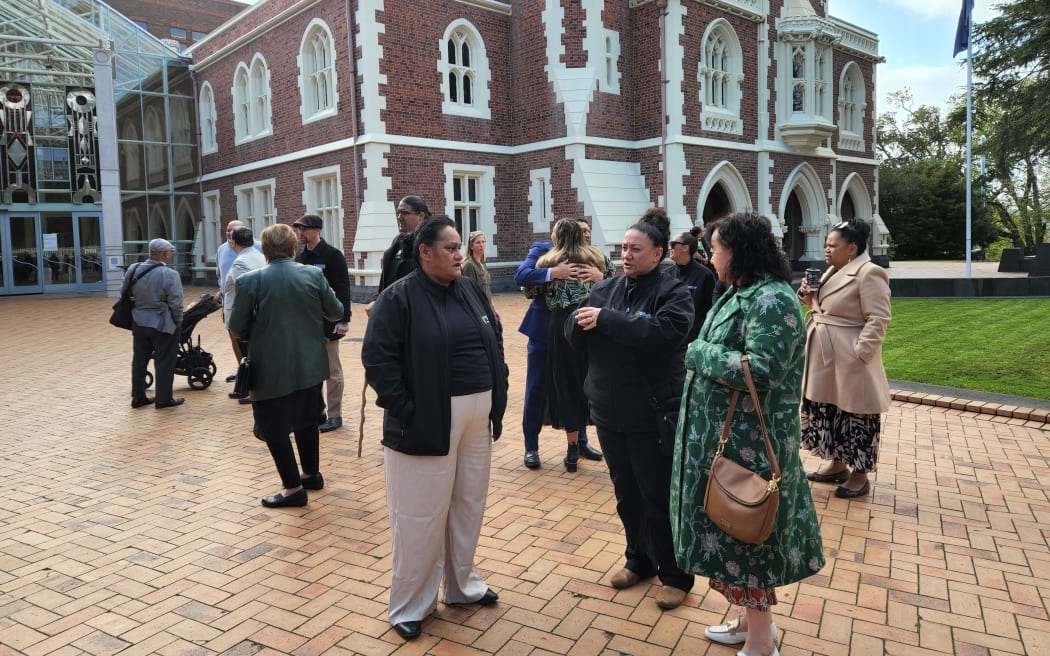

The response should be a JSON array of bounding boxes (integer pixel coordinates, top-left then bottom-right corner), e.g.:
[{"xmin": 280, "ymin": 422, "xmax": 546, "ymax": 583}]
[
  {"xmin": 199, "ymin": 81, "xmax": 217, "ymax": 154},
  {"xmin": 232, "ymin": 63, "xmax": 251, "ymax": 141},
  {"xmin": 837, "ymin": 62, "xmax": 866, "ymax": 151},
  {"xmin": 299, "ymin": 19, "xmax": 338, "ymax": 123},
  {"xmin": 439, "ymin": 20, "xmax": 491, "ymax": 119},
  {"xmin": 233, "ymin": 55, "xmax": 272, "ymax": 143},
  {"xmin": 698, "ymin": 20, "xmax": 744, "ymax": 135}
]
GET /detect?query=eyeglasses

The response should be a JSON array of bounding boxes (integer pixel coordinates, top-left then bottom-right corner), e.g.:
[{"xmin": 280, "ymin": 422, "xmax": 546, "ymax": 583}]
[
  {"xmin": 396, "ymin": 209, "xmax": 417, "ymax": 217},
  {"xmin": 669, "ymin": 241, "xmax": 685, "ymax": 248}
]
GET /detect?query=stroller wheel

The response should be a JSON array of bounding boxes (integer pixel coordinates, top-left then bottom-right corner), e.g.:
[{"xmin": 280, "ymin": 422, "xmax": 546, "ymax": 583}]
[
  {"xmin": 188, "ymin": 367, "xmax": 212, "ymax": 390},
  {"xmin": 207, "ymin": 361, "xmax": 217, "ymax": 377},
  {"xmin": 144, "ymin": 370, "xmax": 154, "ymax": 389}
]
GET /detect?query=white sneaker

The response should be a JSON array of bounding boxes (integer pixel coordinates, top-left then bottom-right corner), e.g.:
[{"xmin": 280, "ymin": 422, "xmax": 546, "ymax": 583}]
[
  {"xmin": 736, "ymin": 649, "xmax": 778, "ymax": 656},
  {"xmin": 705, "ymin": 618, "xmax": 778, "ymax": 645}
]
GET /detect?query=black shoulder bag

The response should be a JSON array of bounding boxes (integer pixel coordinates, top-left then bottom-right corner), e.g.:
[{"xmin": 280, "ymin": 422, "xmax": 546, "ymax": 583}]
[{"xmin": 109, "ymin": 263, "xmax": 157, "ymax": 330}]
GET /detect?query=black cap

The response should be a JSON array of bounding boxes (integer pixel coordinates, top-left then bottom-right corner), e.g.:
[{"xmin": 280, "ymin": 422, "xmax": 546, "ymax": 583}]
[{"xmin": 293, "ymin": 214, "xmax": 323, "ymax": 229}]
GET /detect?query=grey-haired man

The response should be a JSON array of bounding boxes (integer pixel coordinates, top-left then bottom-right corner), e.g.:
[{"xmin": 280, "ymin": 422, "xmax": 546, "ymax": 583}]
[{"xmin": 126, "ymin": 238, "xmax": 185, "ymax": 408}]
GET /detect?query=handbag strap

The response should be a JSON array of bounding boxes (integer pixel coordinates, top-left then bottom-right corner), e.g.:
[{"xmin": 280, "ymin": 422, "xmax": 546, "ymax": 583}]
[
  {"xmin": 124, "ymin": 261, "xmax": 159, "ymax": 297},
  {"xmin": 715, "ymin": 355, "xmax": 782, "ymax": 491}
]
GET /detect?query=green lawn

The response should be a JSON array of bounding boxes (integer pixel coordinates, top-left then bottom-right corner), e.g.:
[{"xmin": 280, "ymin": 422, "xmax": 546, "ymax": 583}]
[{"xmin": 883, "ymin": 299, "xmax": 1050, "ymax": 400}]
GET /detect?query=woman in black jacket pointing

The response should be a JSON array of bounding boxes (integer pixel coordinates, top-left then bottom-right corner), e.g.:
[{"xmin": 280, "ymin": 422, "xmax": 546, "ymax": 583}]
[{"xmin": 567, "ymin": 208, "xmax": 695, "ymax": 611}]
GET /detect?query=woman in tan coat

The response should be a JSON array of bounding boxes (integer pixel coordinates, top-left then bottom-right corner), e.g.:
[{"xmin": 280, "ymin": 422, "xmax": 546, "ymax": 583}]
[{"xmin": 798, "ymin": 220, "xmax": 890, "ymax": 498}]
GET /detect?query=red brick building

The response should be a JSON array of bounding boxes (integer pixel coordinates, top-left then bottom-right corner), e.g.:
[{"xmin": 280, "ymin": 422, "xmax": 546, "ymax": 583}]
[
  {"xmin": 188, "ymin": 0, "xmax": 885, "ymax": 295},
  {"xmin": 107, "ymin": 0, "xmax": 247, "ymax": 52}
]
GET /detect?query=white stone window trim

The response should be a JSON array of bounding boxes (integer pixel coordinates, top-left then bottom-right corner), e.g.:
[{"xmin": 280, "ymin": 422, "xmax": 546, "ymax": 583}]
[
  {"xmin": 438, "ymin": 19, "xmax": 492, "ymax": 120},
  {"xmin": 301, "ymin": 164, "xmax": 344, "ymax": 249},
  {"xmin": 698, "ymin": 20, "xmax": 744, "ymax": 136},
  {"xmin": 443, "ymin": 162, "xmax": 497, "ymax": 257},
  {"xmin": 233, "ymin": 178, "xmax": 277, "ymax": 238},
  {"xmin": 527, "ymin": 167, "xmax": 554, "ymax": 233},
  {"xmin": 232, "ymin": 54, "xmax": 273, "ymax": 144},
  {"xmin": 201, "ymin": 189, "xmax": 221, "ymax": 262},
  {"xmin": 298, "ymin": 18, "xmax": 339, "ymax": 125},
  {"xmin": 600, "ymin": 31, "xmax": 622, "ymax": 94},
  {"xmin": 198, "ymin": 81, "xmax": 218, "ymax": 154},
  {"xmin": 837, "ymin": 62, "xmax": 866, "ymax": 152}
]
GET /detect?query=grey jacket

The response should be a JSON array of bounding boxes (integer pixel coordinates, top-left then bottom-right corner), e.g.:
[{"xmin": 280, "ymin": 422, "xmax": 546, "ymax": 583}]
[
  {"xmin": 122, "ymin": 260, "xmax": 183, "ymax": 334},
  {"xmin": 227, "ymin": 258, "xmax": 344, "ymax": 401}
]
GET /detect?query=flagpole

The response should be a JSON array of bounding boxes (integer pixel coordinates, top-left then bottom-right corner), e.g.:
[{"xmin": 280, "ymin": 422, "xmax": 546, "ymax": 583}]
[{"xmin": 965, "ymin": 11, "xmax": 973, "ymax": 279}]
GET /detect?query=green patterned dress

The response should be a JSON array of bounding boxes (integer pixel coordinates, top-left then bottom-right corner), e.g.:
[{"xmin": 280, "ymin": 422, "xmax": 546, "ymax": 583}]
[{"xmin": 670, "ymin": 276, "xmax": 825, "ymax": 595}]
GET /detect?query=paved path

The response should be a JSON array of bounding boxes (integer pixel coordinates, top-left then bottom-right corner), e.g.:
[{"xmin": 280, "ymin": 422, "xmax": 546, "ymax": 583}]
[{"xmin": 1, "ymin": 290, "xmax": 1048, "ymax": 655}]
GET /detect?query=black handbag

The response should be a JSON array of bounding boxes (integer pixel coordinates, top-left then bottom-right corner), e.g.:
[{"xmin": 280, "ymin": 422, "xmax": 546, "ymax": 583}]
[
  {"xmin": 109, "ymin": 263, "xmax": 156, "ymax": 330},
  {"xmin": 232, "ymin": 357, "xmax": 251, "ymax": 397}
]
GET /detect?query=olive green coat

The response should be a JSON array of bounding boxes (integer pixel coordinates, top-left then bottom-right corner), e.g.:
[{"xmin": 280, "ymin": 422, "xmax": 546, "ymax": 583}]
[{"xmin": 670, "ymin": 276, "xmax": 825, "ymax": 588}]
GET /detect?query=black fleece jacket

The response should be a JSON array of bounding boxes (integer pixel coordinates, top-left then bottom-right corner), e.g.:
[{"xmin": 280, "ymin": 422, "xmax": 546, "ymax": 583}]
[
  {"xmin": 362, "ymin": 270, "xmax": 508, "ymax": 455},
  {"xmin": 296, "ymin": 238, "xmax": 351, "ymax": 340},
  {"xmin": 566, "ymin": 268, "xmax": 693, "ymax": 432}
]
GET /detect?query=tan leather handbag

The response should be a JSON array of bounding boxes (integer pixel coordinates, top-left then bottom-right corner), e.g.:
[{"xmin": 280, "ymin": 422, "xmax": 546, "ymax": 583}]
[{"xmin": 703, "ymin": 356, "xmax": 782, "ymax": 545}]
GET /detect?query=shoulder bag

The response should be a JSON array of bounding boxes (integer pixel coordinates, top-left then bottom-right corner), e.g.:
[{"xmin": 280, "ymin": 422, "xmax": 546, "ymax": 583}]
[
  {"xmin": 109, "ymin": 263, "xmax": 156, "ymax": 330},
  {"xmin": 703, "ymin": 355, "xmax": 781, "ymax": 545}
]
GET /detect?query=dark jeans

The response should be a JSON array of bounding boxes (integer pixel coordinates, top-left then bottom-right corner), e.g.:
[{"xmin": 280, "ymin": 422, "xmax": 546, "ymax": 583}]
[
  {"xmin": 596, "ymin": 426, "xmax": 694, "ymax": 592},
  {"xmin": 132, "ymin": 324, "xmax": 177, "ymax": 402},
  {"xmin": 523, "ymin": 338, "xmax": 588, "ymax": 451}
]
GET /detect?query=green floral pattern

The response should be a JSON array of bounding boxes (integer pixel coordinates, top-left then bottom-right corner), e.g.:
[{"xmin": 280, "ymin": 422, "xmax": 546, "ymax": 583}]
[{"xmin": 670, "ymin": 276, "xmax": 825, "ymax": 588}]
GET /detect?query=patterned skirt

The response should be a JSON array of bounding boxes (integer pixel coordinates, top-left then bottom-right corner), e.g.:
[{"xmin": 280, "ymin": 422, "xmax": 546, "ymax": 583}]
[
  {"xmin": 800, "ymin": 399, "xmax": 881, "ymax": 473},
  {"xmin": 709, "ymin": 578, "xmax": 778, "ymax": 612}
]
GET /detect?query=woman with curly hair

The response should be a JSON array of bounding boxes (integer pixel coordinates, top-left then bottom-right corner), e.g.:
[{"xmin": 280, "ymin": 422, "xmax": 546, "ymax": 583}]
[
  {"xmin": 670, "ymin": 211, "xmax": 824, "ymax": 656},
  {"xmin": 536, "ymin": 218, "xmax": 607, "ymax": 471}
]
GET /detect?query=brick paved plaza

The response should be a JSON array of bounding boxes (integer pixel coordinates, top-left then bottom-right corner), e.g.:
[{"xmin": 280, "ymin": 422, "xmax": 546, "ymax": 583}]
[{"xmin": 1, "ymin": 289, "xmax": 1048, "ymax": 655}]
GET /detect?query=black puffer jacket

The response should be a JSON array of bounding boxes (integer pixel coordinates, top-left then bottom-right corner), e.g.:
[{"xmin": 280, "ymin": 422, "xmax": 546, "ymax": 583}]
[
  {"xmin": 566, "ymin": 268, "xmax": 693, "ymax": 432},
  {"xmin": 362, "ymin": 270, "xmax": 508, "ymax": 455}
]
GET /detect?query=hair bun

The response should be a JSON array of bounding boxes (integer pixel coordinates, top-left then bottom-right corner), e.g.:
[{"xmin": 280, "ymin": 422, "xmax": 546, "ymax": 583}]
[
  {"xmin": 639, "ymin": 207, "xmax": 671, "ymax": 240},
  {"xmin": 850, "ymin": 220, "xmax": 871, "ymax": 243}
]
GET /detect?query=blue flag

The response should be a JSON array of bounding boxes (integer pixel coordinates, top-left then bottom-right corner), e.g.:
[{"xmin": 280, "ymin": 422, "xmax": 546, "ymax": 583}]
[{"xmin": 953, "ymin": 0, "xmax": 975, "ymax": 57}]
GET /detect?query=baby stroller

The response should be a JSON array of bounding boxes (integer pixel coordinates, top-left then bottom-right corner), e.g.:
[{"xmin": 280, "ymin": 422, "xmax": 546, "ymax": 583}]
[{"xmin": 145, "ymin": 293, "xmax": 221, "ymax": 390}]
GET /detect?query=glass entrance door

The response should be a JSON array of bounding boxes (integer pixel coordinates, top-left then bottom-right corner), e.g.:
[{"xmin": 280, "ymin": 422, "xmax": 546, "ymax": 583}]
[{"xmin": 1, "ymin": 214, "xmax": 43, "ymax": 294}]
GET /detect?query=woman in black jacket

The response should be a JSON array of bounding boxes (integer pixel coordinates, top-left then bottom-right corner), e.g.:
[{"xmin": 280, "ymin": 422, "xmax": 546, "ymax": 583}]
[
  {"xmin": 566, "ymin": 208, "xmax": 695, "ymax": 611},
  {"xmin": 362, "ymin": 216, "xmax": 508, "ymax": 642},
  {"xmin": 667, "ymin": 230, "xmax": 715, "ymax": 344}
]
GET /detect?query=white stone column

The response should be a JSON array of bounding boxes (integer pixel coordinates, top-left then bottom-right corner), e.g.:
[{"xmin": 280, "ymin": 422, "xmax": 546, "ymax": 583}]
[{"xmin": 93, "ymin": 48, "xmax": 123, "ymax": 297}]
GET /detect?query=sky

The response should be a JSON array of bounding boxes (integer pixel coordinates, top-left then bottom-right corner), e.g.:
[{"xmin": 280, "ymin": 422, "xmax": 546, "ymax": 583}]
[{"xmin": 829, "ymin": 0, "xmax": 1000, "ymax": 117}]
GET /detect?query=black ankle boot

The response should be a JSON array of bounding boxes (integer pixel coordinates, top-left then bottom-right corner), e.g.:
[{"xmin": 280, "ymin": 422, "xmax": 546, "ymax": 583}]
[{"xmin": 564, "ymin": 443, "xmax": 579, "ymax": 472}]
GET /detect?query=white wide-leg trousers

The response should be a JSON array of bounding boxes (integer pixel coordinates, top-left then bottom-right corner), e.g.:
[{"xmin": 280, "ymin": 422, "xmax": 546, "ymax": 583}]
[{"xmin": 385, "ymin": 390, "xmax": 492, "ymax": 624}]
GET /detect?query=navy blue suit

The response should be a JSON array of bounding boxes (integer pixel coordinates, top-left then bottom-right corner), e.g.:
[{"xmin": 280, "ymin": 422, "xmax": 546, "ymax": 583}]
[{"xmin": 514, "ymin": 241, "xmax": 588, "ymax": 451}]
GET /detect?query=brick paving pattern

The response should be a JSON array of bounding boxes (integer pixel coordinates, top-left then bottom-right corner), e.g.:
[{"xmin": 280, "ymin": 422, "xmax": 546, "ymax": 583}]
[{"xmin": 1, "ymin": 289, "xmax": 1048, "ymax": 655}]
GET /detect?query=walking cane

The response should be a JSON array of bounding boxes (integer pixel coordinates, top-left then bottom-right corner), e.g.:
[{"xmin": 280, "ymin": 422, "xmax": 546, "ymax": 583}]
[{"xmin": 358, "ymin": 378, "xmax": 368, "ymax": 457}]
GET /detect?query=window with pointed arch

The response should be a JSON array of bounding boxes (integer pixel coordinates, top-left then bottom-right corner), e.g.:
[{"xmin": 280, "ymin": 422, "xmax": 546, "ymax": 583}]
[
  {"xmin": 299, "ymin": 19, "xmax": 338, "ymax": 123},
  {"xmin": 699, "ymin": 20, "xmax": 743, "ymax": 135},
  {"xmin": 837, "ymin": 62, "xmax": 866, "ymax": 151},
  {"xmin": 232, "ymin": 55, "xmax": 272, "ymax": 143},
  {"xmin": 439, "ymin": 20, "xmax": 491, "ymax": 119},
  {"xmin": 199, "ymin": 81, "xmax": 218, "ymax": 154}
]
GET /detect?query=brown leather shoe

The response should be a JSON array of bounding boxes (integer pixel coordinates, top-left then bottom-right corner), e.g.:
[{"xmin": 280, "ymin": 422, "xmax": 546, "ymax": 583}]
[
  {"xmin": 655, "ymin": 585, "xmax": 687, "ymax": 609},
  {"xmin": 610, "ymin": 568, "xmax": 642, "ymax": 589}
]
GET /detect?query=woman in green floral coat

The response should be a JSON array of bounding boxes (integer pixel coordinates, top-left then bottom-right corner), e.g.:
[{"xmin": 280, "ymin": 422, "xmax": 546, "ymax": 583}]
[{"xmin": 671, "ymin": 212, "xmax": 824, "ymax": 656}]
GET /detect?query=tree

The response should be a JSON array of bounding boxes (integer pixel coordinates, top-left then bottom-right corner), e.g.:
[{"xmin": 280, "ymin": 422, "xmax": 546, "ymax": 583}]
[
  {"xmin": 973, "ymin": 0, "xmax": 1050, "ymax": 159},
  {"xmin": 876, "ymin": 92, "xmax": 996, "ymax": 259}
]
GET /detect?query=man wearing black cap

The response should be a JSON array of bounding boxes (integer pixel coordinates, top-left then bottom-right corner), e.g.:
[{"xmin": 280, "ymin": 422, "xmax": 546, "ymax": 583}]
[
  {"xmin": 126, "ymin": 238, "xmax": 185, "ymax": 409},
  {"xmin": 293, "ymin": 214, "xmax": 352, "ymax": 432}
]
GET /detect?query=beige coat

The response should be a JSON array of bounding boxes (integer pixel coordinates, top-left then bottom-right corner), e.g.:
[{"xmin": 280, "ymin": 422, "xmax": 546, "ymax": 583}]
[{"xmin": 800, "ymin": 252, "xmax": 891, "ymax": 414}]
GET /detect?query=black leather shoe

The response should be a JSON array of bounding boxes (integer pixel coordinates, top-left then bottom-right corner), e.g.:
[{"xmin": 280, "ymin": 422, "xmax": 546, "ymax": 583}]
[
  {"xmin": 225, "ymin": 373, "xmax": 238, "ymax": 382},
  {"xmin": 155, "ymin": 398, "xmax": 185, "ymax": 409},
  {"xmin": 319, "ymin": 416, "xmax": 342, "ymax": 432},
  {"xmin": 131, "ymin": 396, "xmax": 155, "ymax": 408},
  {"xmin": 523, "ymin": 450, "xmax": 540, "ymax": 469},
  {"xmin": 477, "ymin": 588, "xmax": 499, "ymax": 606},
  {"xmin": 834, "ymin": 481, "xmax": 871, "ymax": 499},
  {"xmin": 301, "ymin": 472, "xmax": 324, "ymax": 490},
  {"xmin": 238, "ymin": 396, "xmax": 252, "ymax": 405},
  {"xmin": 392, "ymin": 621, "xmax": 421, "ymax": 640},
  {"xmin": 229, "ymin": 391, "xmax": 248, "ymax": 399},
  {"xmin": 578, "ymin": 442, "xmax": 603, "ymax": 461},
  {"xmin": 807, "ymin": 468, "xmax": 850, "ymax": 484},
  {"xmin": 261, "ymin": 488, "xmax": 308, "ymax": 507}
]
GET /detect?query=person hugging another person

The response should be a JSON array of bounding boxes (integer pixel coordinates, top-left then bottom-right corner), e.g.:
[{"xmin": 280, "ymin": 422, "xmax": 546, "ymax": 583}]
[
  {"xmin": 536, "ymin": 218, "xmax": 607, "ymax": 472},
  {"xmin": 799, "ymin": 219, "xmax": 891, "ymax": 499}
]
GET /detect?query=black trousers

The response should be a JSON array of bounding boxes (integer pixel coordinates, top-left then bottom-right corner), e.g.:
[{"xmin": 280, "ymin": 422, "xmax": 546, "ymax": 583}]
[
  {"xmin": 132, "ymin": 324, "xmax": 177, "ymax": 403},
  {"xmin": 596, "ymin": 426, "xmax": 695, "ymax": 592},
  {"xmin": 253, "ymin": 385, "xmax": 324, "ymax": 489}
]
